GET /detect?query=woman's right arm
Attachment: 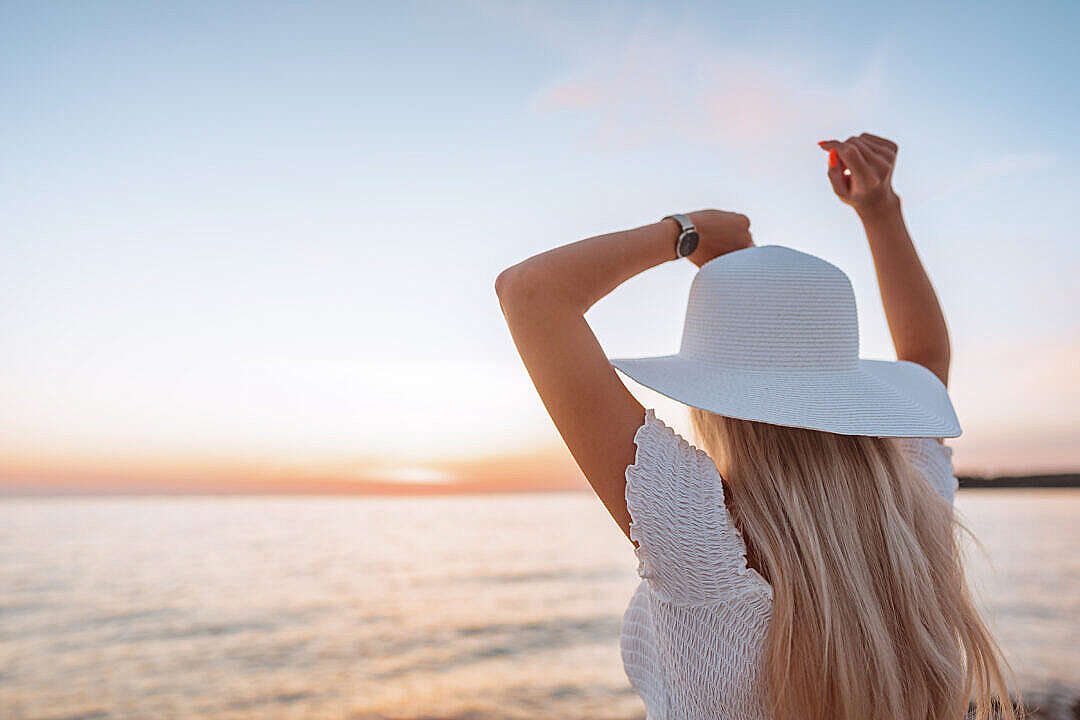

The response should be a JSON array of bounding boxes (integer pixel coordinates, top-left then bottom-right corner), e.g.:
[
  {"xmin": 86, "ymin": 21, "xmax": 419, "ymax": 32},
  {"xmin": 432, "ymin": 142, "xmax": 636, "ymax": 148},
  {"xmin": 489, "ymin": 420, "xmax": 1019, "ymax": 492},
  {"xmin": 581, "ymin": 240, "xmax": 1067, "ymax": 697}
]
[{"xmin": 819, "ymin": 133, "xmax": 951, "ymax": 388}]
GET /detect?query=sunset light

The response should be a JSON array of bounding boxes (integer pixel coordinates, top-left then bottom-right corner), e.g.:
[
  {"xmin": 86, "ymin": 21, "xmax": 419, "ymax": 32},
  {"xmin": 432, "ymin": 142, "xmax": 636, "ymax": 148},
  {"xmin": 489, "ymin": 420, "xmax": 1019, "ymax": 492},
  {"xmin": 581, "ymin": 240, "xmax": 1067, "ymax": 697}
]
[
  {"xmin": 1, "ymin": 2, "xmax": 1076, "ymax": 495},
  {"xmin": 377, "ymin": 466, "xmax": 456, "ymax": 485},
  {"xmin": 2, "ymin": 3, "xmax": 1077, "ymax": 719}
]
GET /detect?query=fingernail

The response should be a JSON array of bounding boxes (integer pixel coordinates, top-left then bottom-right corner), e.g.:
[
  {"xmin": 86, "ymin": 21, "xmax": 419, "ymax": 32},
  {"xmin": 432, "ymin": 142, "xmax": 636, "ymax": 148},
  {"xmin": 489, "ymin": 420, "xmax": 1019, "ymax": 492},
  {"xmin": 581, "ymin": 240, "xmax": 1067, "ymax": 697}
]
[
  {"xmin": 817, "ymin": 141, "xmax": 827, "ymax": 148},
  {"xmin": 828, "ymin": 149, "xmax": 838, "ymax": 168}
]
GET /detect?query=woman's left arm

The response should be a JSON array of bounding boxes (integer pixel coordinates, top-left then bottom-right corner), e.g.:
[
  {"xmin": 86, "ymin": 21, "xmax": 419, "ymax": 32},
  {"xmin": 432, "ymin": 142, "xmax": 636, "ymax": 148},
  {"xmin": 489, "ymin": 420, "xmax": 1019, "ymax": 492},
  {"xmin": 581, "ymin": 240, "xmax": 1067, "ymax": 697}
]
[{"xmin": 495, "ymin": 210, "xmax": 753, "ymax": 541}]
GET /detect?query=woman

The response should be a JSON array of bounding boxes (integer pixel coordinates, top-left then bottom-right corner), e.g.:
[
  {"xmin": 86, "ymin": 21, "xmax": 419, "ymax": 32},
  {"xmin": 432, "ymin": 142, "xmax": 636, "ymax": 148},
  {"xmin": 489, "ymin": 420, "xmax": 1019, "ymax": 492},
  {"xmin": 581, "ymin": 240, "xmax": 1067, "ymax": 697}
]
[{"xmin": 495, "ymin": 133, "xmax": 1020, "ymax": 720}]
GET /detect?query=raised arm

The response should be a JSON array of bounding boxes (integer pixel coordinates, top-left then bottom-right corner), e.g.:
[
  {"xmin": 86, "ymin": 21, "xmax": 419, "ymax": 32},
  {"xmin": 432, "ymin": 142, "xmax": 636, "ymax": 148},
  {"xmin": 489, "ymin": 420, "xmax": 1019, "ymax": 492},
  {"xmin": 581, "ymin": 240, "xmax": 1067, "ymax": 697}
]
[
  {"xmin": 495, "ymin": 211, "xmax": 752, "ymax": 540},
  {"xmin": 819, "ymin": 133, "xmax": 951, "ymax": 388}
]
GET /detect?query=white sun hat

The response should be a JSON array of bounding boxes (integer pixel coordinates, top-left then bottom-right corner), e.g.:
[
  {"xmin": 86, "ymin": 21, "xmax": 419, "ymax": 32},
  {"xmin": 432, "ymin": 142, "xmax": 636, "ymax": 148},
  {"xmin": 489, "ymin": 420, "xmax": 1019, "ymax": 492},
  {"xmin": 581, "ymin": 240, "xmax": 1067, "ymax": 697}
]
[{"xmin": 609, "ymin": 245, "xmax": 961, "ymax": 438}]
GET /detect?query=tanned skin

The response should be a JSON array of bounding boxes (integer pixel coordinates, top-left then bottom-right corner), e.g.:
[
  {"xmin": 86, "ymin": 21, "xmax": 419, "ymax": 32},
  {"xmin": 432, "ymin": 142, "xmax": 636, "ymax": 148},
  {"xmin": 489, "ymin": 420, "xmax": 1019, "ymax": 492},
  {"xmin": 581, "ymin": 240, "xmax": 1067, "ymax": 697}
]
[
  {"xmin": 496, "ymin": 133, "xmax": 951, "ymax": 541},
  {"xmin": 818, "ymin": 134, "xmax": 951, "ymax": 388}
]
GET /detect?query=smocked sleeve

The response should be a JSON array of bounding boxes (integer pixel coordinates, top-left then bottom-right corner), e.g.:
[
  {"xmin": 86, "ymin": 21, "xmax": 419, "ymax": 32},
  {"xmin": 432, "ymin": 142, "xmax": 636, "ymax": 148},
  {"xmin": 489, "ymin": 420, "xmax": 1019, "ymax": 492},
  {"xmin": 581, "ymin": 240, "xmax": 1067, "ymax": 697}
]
[
  {"xmin": 624, "ymin": 409, "xmax": 773, "ymax": 606},
  {"xmin": 895, "ymin": 437, "xmax": 958, "ymax": 506}
]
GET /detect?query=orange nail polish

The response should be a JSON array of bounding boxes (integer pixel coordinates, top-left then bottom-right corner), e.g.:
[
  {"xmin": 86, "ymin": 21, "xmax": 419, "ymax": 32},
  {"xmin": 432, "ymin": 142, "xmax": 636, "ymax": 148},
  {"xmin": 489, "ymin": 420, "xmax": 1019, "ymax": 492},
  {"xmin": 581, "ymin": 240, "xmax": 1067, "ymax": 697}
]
[
  {"xmin": 817, "ymin": 141, "xmax": 827, "ymax": 147},
  {"xmin": 828, "ymin": 149, "xmax": 838, "ymax": 168}
]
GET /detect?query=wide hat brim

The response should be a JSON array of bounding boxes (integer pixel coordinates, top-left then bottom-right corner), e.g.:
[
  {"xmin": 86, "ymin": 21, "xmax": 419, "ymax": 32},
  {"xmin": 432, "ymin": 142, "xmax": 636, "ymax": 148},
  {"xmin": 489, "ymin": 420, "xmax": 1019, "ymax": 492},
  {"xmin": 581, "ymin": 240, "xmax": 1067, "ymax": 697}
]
[{"xmin": 610, "ymin": 354, "xmax": 961, "ymax": 438}]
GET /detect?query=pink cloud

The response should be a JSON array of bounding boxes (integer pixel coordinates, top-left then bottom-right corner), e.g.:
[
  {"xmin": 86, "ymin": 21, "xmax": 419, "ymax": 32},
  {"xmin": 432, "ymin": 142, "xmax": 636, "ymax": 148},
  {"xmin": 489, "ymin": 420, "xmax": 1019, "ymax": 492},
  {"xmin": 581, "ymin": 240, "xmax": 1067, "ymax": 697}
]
[{"xmin": 532, "ymin": 34, "xmax": 885, "ymax": 150}]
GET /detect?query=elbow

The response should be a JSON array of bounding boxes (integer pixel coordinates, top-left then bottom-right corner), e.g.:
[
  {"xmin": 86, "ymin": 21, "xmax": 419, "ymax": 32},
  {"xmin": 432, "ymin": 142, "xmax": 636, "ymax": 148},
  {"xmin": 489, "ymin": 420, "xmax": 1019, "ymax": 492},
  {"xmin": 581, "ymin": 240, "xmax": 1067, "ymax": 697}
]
[
  {"xmin": 495, "ymin": 263, "xmax": 542, "ymax": 314},
  {"xmin": 494, "ymin": 265, "xmax": 518, "ymax": 301},
  {"xmin": 495, "ymin": 259, "xmax": 580, "ymax": 318}
]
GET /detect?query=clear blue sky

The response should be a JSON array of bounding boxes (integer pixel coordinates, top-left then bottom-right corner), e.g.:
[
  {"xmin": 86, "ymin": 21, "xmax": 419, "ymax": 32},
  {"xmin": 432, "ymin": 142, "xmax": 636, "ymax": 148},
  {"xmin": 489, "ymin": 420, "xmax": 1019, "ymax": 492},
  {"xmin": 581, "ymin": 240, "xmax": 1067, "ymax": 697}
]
[{"xmin": 2, "ymin": 0, "xmax": 1077, "ymax": 487}]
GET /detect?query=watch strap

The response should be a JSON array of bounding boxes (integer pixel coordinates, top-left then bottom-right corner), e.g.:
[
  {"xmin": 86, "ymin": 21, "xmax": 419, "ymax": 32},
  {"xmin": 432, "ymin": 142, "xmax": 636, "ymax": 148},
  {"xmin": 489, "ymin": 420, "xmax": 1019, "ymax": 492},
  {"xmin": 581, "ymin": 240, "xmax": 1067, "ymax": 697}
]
[
  {"xmin": 663, "ymin": 213, "xmax": 699, "ymax": 259},
  {"xmin": 663, "ymin": 213, "xmax": 694, "ymax": 233}
]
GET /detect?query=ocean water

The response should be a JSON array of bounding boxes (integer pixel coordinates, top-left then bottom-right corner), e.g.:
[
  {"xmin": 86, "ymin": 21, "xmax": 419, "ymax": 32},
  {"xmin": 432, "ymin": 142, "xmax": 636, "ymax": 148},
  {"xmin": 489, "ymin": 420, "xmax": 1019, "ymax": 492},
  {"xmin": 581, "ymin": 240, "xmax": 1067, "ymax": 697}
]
[{"xmin": 1, "ymin": 490, "xmax": 1077, "ymax": 720}]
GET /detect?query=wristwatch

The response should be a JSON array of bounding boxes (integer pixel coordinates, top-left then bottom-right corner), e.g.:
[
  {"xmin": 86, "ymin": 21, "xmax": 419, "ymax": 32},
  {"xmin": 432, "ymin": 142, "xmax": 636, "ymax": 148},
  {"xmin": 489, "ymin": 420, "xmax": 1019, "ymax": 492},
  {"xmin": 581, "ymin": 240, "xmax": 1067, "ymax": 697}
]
[{"xmin": 663, "ymin": 213, "xmax": 699, "ymax": 259}]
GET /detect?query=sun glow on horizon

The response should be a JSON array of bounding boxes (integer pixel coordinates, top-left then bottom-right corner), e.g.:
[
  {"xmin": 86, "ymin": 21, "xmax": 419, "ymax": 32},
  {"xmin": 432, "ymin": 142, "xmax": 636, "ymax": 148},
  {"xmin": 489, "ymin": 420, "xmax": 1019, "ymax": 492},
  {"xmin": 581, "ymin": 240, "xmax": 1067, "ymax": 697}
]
[
  {"xmin": 1, "ymin": 1, "xmax": 1077, "ymax": 493},
  {"xmin": 374, "ymin": 466, "xmax": 456, "ymax": 485}
]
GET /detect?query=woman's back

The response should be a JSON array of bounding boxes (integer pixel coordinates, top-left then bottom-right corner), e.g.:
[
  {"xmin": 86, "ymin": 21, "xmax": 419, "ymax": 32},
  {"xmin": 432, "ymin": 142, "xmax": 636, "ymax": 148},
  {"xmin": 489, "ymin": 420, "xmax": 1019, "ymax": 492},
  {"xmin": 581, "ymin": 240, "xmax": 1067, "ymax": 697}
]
[
  {"xmin": 619, "ymin": 409, "xmax": 959, "ymax": 720},
  {"xmin": 496, "ymin": 132, "xmax": 1019, "ymax": 719}
]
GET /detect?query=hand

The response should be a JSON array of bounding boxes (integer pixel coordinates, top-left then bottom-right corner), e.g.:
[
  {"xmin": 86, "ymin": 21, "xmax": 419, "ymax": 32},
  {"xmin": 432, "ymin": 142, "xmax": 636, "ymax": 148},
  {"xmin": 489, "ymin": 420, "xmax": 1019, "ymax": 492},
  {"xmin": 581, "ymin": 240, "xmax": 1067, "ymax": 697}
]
[
  {"xmin": 684, "ymin": 209, "xmax": 754, "ymax": 267},
  {"xmin": 818, "ymin": 133, "xmax": 900, "ymax": 216}
]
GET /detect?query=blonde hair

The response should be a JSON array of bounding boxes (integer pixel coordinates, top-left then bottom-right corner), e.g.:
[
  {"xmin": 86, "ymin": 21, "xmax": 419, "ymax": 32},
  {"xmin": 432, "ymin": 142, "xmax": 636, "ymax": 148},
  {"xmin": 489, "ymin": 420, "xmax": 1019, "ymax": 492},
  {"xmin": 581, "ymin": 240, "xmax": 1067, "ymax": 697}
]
[{"xmin": 689, "ymin": 407, "xmax": 1021, "ymax": 720}]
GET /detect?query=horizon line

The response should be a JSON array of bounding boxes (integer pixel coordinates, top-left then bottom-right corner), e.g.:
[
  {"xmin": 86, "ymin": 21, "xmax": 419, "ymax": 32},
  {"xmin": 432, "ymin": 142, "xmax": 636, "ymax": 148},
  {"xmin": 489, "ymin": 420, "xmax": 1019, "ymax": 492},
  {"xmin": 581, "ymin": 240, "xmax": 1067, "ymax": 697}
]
[{"xmin": 4, "ymin": 472, "xmax": 1079, "ymax": 498}]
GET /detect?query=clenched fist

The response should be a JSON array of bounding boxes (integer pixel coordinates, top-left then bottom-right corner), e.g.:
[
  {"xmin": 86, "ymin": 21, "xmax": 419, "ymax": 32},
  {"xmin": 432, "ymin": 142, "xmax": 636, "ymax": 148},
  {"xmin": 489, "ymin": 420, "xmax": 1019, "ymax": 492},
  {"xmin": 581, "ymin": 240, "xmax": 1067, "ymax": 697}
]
[
  {"xmin": 684, "ymin": 209, "xmax": 754, "ymax": 267},
  {"xmin": 818, "ymin": 133, "xmax": 900, "ymax": 216}
]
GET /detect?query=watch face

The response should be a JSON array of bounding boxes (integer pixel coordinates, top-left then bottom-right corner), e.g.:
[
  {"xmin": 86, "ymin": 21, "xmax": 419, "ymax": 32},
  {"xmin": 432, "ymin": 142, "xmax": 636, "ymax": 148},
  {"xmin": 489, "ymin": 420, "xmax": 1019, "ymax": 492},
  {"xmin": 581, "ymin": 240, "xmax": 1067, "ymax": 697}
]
[{"xmin": 678, "ymin": 230, "xmax": 700, "ymax": 258}]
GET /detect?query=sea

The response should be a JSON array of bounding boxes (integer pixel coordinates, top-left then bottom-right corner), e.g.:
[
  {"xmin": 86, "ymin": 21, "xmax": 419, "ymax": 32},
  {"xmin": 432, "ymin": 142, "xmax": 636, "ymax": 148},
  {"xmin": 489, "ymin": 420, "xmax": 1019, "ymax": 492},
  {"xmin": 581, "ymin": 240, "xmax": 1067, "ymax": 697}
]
[{"xmin": 1, "ymin": 490, "xmax": 1077, "ymax": 720}]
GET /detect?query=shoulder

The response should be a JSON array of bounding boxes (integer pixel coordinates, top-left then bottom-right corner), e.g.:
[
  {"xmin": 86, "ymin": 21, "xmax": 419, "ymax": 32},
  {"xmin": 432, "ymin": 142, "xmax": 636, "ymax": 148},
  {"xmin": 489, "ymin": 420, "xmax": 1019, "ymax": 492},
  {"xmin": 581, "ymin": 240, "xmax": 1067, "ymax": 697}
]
[
  {"xmin": 625, "ymin": 410, "xmax": 715, "ymax": 521},
  {"xmin": 625, "ymin": 409, "xmax": 715, "ymax": 495},
  {"xmin": 625, "ymin": 410, "xmax": 773, "ymax": 606},
  {"xmin": 893, "ymin": 437, "xmax": 958, "ymax": 505}
]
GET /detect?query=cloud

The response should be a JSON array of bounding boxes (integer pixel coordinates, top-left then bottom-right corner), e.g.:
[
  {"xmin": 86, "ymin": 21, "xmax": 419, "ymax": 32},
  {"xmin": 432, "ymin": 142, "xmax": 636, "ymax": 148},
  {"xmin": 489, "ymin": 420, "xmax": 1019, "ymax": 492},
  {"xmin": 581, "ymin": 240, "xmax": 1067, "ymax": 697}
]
[{"xmin": 530, "ymin": 27, "xmax": 888, "ymax": 151}]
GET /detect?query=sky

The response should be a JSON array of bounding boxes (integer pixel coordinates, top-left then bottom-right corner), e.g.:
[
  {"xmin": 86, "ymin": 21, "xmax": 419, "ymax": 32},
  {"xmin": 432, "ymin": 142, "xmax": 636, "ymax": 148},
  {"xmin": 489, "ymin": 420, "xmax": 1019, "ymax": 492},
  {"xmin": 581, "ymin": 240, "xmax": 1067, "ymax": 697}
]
[{"xmin": 2, "ymin": 0, "xmax": 1078, "ymax": 493}]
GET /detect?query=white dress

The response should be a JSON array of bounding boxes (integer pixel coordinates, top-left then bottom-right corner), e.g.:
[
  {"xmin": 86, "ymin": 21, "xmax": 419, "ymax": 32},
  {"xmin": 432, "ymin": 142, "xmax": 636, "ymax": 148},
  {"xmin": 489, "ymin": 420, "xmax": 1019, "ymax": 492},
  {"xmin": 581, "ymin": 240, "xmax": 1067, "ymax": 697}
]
[{"xmin": 619, "ymin": 409, "xmax": 958, "ymax": 720}]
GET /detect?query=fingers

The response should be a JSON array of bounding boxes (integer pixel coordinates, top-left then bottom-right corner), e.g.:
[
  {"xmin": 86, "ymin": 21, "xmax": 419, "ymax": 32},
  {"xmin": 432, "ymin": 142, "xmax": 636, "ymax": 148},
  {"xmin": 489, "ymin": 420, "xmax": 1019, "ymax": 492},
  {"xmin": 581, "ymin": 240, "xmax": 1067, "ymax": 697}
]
[
  {"xmin": 818, "ymin": 140, "xmax": 848, "ymax": 173},
  {"xmin": 818, "ymin": 133, "xmax": 899, "ymax": 209},
  {"xmin": 826, "ymin": 156, "xmax": 848, "ymax": 197},
  {"xmin": 820, "ymin": 134, "xmax": 898, "ymax": 165},
  {"xmin": 839, "ymin": 139, "xmax": 876, "ymax": 180},
  {"xmin": 818, "ymin": 140, "xmax": 857, "ymax": 174},
  {"xmin": 819, "ymin": 135, "xmax": 894, "ymax": 182},
  {"xmin": 818, "ymin": 142, "xmax": 850, "ymax": 197},
  {"xmin": 821, "ymin": 138, "xmax": 872, "ymax": 184},
  {"xmin": 730, "ymin": 211, "xmax": 751, "ymax": 230},
  {"xmin": 849, "ymin": 137, "xmax": 892, "ymax": 172},
  {"xmin": 859, "ymin": 132, "xmax": 898, "ymax": 153},
  {"xmin": 856, "ymin": 134, "xmax": 897, "ymax": 166}
]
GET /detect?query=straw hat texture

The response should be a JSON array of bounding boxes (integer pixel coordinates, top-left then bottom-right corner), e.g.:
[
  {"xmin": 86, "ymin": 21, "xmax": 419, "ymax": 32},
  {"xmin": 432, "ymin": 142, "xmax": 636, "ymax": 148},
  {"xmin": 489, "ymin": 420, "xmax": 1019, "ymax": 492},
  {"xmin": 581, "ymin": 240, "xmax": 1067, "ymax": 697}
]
[{"xmin": 609, "ymin": 245, "xmax": 961, "ymax": 438}]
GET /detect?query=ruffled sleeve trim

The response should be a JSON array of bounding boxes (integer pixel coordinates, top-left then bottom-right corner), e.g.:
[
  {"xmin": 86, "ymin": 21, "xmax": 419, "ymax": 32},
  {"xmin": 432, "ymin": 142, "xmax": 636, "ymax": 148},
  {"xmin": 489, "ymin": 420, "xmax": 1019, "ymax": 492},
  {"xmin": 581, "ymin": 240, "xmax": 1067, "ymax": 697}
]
[
  {"xmin": 624, "ymin": 410, "xmax": 670, "ymax": 579},
  {"xmin": 625, "ymin": 409, "xmax": 774, "ymax": 607},
  {"xmin": 894, "ymin": 437, "xmax": 958, "ymax": 506}
]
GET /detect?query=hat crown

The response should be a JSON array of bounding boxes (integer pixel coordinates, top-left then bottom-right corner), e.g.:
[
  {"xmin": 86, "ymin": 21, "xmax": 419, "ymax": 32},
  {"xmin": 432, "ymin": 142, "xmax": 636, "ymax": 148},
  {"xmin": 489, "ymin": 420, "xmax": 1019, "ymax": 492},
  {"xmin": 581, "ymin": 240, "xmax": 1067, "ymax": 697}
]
[{"xmin": 680, "ymin": 245, "xmax": 860, "ymax": 371}]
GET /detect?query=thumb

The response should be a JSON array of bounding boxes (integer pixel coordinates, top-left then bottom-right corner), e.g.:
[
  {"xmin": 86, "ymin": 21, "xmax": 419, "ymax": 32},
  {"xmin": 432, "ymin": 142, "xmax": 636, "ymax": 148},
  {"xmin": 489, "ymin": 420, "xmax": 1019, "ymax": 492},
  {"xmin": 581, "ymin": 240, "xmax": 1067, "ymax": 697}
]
[{"xmin": 824, "ymin": 148, "xmax": 849, "ymax": 198}]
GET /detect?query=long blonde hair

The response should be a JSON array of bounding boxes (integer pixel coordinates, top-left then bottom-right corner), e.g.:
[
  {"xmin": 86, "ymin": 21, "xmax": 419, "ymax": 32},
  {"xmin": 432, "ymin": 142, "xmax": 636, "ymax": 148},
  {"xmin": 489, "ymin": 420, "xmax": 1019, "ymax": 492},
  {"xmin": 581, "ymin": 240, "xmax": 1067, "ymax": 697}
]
[{"xmin": 689, "ymin": 407, "xmax": 1021, "ymax": 720}]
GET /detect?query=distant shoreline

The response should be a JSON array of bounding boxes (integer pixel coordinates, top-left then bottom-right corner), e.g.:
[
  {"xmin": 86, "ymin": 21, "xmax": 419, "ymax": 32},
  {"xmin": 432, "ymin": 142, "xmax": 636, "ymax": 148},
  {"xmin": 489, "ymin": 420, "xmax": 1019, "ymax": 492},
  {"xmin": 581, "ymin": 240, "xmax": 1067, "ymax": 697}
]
[
  {"xmin": 2, "ymin": 474, "xmax": 1080, "ymax": 497},
  {"xmin": 958, "ymin": 473, "xmax": 1080, "ymax": 489}
]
